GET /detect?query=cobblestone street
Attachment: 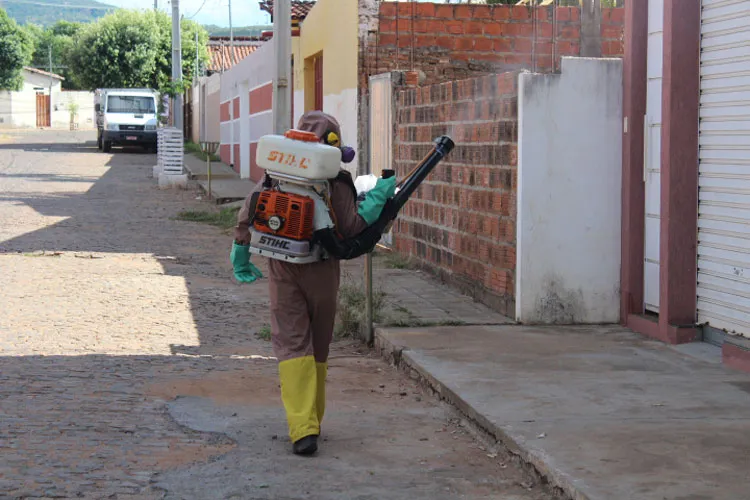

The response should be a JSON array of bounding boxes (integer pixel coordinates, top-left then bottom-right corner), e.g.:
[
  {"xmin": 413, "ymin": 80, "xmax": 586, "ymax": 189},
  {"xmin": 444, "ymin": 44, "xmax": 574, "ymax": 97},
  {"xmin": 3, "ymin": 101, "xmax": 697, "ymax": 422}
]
[{"xmin": 0, "ymin": 130, "xmax": 552, "ymax": 500}]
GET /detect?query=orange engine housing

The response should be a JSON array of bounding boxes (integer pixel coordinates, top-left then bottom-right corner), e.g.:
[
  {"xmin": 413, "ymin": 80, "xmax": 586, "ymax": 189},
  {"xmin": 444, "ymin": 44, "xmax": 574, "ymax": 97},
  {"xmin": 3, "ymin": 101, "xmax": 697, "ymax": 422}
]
[{"xmin": 253, "ymin": 190, "xmax": 315, "ymax": 241}]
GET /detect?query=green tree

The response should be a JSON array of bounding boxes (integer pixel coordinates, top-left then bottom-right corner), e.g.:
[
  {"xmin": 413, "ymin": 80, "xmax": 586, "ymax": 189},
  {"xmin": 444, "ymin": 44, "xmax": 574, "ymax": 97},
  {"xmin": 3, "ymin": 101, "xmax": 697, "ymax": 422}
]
[
  {"xmin": 67, "ymin": 9, "xmax": 209, "ymax": 92},
  {"xmin": 0, "ymin": 8, "xmax": 34, "ymax": 91},
  {"xmin": 152, "ymin": 13, "xmax": 210, "ymax": 90},
  {"xmin": 25, "ymin": 21, "xmax": 84, "ymax": 90}
]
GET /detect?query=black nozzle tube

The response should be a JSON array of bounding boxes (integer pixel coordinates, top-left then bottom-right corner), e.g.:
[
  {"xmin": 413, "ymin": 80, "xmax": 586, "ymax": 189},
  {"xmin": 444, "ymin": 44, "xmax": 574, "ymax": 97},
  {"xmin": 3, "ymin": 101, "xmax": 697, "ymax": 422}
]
[
  {"xmin": 392, "ymin": 135, "xmax": 454, "ymax": 211},
  {"xmin": 316, "ymin": 135, "xmax": 454, "ymax": 261}
]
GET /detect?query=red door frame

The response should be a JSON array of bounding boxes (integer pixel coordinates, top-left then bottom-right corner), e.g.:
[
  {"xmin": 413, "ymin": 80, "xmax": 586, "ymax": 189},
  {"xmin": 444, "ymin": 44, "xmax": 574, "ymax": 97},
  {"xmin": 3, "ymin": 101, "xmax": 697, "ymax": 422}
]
[
  {"xmin": 620, "ymin": 0, "xmax": 701, "ymax": 345},
  {"xmin": 314, "ymin": 53, "xmax": 323, "ymax": 111}
]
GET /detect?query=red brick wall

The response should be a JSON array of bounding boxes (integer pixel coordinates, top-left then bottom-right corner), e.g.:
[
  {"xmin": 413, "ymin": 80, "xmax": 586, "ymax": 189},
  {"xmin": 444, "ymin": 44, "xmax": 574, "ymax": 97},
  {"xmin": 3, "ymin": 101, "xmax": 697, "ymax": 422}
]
[
  {"xmin": 367, "ymin": 3, "xmax": 624, "ymax": 86},
  {"xmin": 393, "ymin": 72, "xmax": 519, "ymax": 315},
  {"xmin": 601, "ymin": 8, "xmax": 625, "ymax": 57}
]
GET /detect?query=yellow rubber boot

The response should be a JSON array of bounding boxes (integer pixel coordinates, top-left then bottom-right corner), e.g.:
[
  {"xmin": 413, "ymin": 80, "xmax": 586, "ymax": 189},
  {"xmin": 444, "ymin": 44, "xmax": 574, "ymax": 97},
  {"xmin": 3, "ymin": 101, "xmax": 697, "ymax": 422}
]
[
  {"xmin": 278, "ymin": 355, "xmax": 319, "ymax": 444},
  {"xmin": 316, "ymin": 362, "xmax": 327, "ymax": 425}
]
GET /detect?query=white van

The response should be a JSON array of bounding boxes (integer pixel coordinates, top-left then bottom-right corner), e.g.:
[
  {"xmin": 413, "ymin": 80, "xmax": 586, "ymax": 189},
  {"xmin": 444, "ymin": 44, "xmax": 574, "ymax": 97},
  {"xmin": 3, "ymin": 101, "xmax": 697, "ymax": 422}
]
[{"xmin": 95, "ymin": 88, "xmax": 159, "ymax": 153}]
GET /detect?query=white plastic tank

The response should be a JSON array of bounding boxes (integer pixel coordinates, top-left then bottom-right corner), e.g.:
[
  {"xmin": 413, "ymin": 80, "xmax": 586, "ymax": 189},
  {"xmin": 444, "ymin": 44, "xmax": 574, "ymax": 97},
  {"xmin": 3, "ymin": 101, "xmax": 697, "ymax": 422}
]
[{"xmin": 256, "ymin": 130, "xmax": 342, "ymax": 180}]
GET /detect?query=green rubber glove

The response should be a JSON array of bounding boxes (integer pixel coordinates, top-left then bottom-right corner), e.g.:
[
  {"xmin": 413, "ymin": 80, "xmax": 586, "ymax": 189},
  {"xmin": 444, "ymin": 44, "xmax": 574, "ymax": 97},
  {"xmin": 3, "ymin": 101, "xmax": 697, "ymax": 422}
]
[
  {"xmin": 357, "ymin": 176, "xmax": 397, "ymax": 225},
  {"xmin": 230, "ymin": 242, "xmax": 264, "ymax": 283}
]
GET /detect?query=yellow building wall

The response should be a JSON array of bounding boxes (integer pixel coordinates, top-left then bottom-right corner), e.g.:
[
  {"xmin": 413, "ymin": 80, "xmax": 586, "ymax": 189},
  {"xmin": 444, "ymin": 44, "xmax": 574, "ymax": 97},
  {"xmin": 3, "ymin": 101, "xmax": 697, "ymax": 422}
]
[{"xmin": 293, "ymin": 0, "xmax": 359, "ymax": 167}]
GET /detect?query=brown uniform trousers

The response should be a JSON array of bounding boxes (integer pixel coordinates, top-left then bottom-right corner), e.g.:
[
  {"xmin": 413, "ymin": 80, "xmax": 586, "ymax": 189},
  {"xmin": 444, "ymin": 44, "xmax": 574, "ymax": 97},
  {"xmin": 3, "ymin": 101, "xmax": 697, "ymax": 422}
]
[{"xmin": 234, "ymin": 172, "xmax": 367, "ymax": 443}]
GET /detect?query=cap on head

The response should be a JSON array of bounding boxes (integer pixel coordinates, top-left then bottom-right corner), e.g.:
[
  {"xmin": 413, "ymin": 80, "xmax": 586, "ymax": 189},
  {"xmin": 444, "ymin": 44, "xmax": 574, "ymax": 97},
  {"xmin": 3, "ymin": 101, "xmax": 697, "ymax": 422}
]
[
  {"xmin": 296, "ymin": 111, "xmax": 354, "ymax": 164},
  {"xmin": 297, "ymin": 111, "xmax": 342, "ymax": 144}
]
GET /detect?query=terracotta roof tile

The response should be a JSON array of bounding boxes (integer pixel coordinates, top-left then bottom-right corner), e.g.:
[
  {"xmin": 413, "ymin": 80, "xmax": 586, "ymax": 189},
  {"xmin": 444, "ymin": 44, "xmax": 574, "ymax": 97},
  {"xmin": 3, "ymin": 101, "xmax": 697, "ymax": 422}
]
[
  {"xmin": 207, "ymin": 42, "xmax": 263, "ymax": 72},
  {"xmin": 259, "ymin": 0, "xmax": 316, "ymax": 20}
]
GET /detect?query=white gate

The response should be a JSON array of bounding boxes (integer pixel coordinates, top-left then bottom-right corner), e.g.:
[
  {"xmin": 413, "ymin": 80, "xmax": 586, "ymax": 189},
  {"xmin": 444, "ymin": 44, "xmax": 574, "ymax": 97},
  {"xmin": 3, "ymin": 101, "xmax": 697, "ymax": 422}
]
[
  {"xmin": 696, "ymin": 0, "xmax": 750, "ymax": 338},
  {"xmin": 369, "ymin": 73, "xmax": 394, "ymax": 248},
  {"xmin": 643, "ymin": 0, "xmax": 664, "ymax": 313}
]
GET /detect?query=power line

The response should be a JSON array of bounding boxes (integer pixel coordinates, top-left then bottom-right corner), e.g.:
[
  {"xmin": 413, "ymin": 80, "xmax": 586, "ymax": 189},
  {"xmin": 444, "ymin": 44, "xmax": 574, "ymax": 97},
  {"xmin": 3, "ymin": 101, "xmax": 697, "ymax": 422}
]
[{"xmin": 186, "ymin": 0, "xmax": 209, "ymax": 19}]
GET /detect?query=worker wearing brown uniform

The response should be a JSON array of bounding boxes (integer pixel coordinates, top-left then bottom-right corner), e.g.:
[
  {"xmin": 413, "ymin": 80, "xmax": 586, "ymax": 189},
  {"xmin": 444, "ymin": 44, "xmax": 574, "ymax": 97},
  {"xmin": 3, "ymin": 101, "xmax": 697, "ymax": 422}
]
[{"xmin": 232, "ymin": 111, "xmax": 394, "ymax": 455}]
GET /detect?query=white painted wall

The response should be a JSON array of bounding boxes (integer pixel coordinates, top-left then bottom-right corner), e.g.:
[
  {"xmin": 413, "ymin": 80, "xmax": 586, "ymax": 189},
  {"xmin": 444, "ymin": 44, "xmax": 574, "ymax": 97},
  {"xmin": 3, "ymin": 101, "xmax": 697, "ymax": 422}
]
[
  {"xmin": 0, "ymin": 91, "xmax": 14, "ymax": 128},
  {"xmin": 202, "ymin": 74, "xmax": 221, "ymax": 143},
  {"xmin": 0, "ymin": 71, "xmax": 71, "ymax": 129},
  {"xmin": 219, "ymin": 41, "xmax": 275, "ymax": 178},
  {"xmin": 6, "ymin": 79, "xmax": 53, "ymax": 128},
  {"xmin": 239, "ymin": 81, "xmax": 250, "ymax": 178},
  {"xmin": 323, "ymin": 88, "xmax": 358, "ymax": 175},
  {"xmin": 23, "ymin": 70, "xmax": 62, "ymax": 91},
  {"xmin": 293, "ymin": 90, "xmax": 304, "ymax": 128},
  {"xmin": 190, "ymin": 83, "xmax": 201, "ymax": 143},
  {"xmin": 51, "ymin": 91, "xmax": 95, "ymax": 129},
  {"xmin": 516, "ymin": 57, "xmax": 623, "ymax": 324}
]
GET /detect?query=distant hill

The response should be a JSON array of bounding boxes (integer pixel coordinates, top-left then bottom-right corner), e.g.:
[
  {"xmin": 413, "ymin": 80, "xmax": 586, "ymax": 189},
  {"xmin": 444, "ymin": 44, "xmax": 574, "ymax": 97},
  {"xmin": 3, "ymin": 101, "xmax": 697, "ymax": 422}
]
[
  {"xmin": 1, "ymin": 0, "xmax": 113, "ymax": 26},
  {"xmin": 203, "ymin": 24, "xmax": 271, "ymax": 38}
]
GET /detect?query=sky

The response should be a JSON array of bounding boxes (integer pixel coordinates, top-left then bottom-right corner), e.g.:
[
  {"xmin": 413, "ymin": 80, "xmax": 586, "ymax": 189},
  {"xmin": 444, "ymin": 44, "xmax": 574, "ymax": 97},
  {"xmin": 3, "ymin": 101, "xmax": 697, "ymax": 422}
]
[{"xmin": 99, "ymin": 0, "xmax": 270, "ymax": 27}]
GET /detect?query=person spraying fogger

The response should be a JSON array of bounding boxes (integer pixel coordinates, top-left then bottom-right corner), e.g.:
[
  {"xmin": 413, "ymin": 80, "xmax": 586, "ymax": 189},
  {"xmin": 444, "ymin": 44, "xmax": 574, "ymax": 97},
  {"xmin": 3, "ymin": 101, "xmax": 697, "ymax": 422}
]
[{"xmin": 231, "ymin": 111, "xmax": 454, "ymax": 456}]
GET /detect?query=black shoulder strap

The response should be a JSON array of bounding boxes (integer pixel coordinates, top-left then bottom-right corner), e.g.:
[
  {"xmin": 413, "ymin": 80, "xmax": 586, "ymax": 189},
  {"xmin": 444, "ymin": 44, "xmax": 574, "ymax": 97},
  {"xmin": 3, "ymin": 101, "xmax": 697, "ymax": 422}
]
[{"xmin": 247, "ymin": 190, "xmax": 261, "ymax": 225}]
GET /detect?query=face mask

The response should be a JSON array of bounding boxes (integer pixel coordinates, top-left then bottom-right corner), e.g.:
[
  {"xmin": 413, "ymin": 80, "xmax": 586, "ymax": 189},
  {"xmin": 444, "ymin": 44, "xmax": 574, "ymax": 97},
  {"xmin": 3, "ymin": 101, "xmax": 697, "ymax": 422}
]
[{"xmin": 341, "ymin": 146, "xmax": 355, "ymax": 164}]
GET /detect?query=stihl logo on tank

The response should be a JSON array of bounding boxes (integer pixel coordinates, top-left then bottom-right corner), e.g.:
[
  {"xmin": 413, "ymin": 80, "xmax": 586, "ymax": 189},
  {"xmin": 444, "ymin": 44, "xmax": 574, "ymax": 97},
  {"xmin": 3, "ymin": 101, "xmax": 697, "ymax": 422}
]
[
  {"xmin": 259, "ymin": 235, "xmax": 292, "ymax": 250},
  {"xmin": 267, "ymin": 151, "xmax": 310, "ymax": 170}
]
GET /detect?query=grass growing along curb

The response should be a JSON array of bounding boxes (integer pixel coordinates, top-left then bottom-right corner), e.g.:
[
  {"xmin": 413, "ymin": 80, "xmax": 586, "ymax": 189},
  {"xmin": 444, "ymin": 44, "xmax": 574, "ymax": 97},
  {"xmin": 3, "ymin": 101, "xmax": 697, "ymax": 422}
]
[
  {"xmin": 385, "ymin": 303, "xmax": 467, "ymax": 328},
  {"xmin": 384, "ymin": 319, "xmax": 468, "ymax": 328},
  {"xmin": 174, "ymin": 207, "xmax": 240, "ymax": 230},
  {"xmin": 185, "ymin": 141, "xmax": 221, "ymax": 162}
]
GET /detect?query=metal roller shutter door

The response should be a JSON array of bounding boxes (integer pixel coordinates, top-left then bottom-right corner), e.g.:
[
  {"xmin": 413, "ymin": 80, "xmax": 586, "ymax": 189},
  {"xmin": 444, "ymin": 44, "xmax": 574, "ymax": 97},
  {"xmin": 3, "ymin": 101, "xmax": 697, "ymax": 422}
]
[{"xmin": 697, "ymin": 0, "xmax": 750, "ymax": 338}]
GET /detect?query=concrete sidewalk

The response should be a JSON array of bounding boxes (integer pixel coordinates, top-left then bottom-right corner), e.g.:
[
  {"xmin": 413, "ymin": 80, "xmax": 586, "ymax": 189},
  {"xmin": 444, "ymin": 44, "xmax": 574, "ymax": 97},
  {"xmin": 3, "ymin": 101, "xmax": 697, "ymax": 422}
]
[
  {"xmin": 183, "ymin": 153, "xmax": 237, "ymax": 181},
  {"xmin": 342, "ymin": 251, "xmax": 512, "ymax": 327},
  {"xmin": 376, "ymin": 324, "xmax": 750, "ymax": 500},
  {"xmin": 182, "ymin": 154, "xmax": 254, "ymax": 204}
]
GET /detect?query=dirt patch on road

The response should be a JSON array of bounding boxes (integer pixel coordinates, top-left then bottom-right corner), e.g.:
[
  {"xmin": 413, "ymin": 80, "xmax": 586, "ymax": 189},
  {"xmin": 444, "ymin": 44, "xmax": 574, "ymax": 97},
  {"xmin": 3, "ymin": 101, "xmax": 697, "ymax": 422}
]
[{"xmin": 146, "ymin": 362, "xmax": 280, "ymax": 407}]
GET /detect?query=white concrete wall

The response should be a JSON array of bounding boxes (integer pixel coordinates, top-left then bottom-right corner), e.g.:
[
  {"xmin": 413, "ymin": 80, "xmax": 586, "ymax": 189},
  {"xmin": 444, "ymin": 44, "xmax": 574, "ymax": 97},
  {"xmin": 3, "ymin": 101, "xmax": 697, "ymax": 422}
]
[
  {"xmin": 190, "ymin": 84, "xmax": 201, "ymax": 143},
  {"xmin": 219, "ymin": 41, "xmax": 275, "ymax": 178},
  {"xmin": 293, "ymin": 90, "xmax": 304, "ymax": 129},
  {"xmin": 516, "ymin": 57, "xmax": 623, "ymax": 324},
  {"xmin": 0, "ymin": 91, "xmax": 14, "ymax": 128},
  {"xmin": 0, "ymin": 71, "xmax": 67, "ymax": 129},
  {"xmin": 323, "ymin": 88, "xmax": 358, "ymax": 174},
  {"xmin": 203, "ymin": 74, "xmax": 221, "ymax": 143},
  {"xmin": 23, "ymin": 70, "xmax": 62, "ymax": 91},
  {"xmin": 51, "ymin": 91, "xmax": 95, "ymax": 130},
  {"xmin": 7, "ymin": 80, "xmax": 47, "ymax": 128}
]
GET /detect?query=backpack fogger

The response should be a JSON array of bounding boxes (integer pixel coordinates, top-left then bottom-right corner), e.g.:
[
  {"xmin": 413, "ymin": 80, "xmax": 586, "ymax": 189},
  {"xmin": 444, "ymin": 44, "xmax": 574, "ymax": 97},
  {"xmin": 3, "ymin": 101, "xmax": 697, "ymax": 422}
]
[{"xmin": 247, "ymin": 129, "xmax": 454, "ymax": 263}]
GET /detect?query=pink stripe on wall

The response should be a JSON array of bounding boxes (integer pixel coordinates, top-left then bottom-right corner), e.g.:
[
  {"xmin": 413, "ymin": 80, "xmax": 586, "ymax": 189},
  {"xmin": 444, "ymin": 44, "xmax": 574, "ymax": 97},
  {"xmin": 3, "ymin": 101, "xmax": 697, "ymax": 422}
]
[
  {"xmin": 233, "ymin": 98, "xmax": 240, "ymax": 119},
  {"xmin": 220, "ymin": 144, "xmax": 231, "ymax": 165},
  {"xmin": 220, "ymin": 102, "xmax": 230, "ymax": 123},
  {"xmin": 249, "ymin": 83, "xmax": 273, "ymax": 115}
]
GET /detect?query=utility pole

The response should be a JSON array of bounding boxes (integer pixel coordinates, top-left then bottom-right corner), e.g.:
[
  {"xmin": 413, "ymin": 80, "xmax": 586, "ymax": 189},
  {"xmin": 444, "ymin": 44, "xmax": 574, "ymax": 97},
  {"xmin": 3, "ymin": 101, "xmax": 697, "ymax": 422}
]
[
  {"xmin": 154, "ymin": 0, "xmax": 157, "ymax": 10},
  {"xmin": 228, "ymin": 0, "xmax": 235, "ymax": 66},
  {"xmin": 172, "ymin": 0, "xmax": 183, "ymax": 131},
  {"xmin": 48, "ymin": 45, "xmax": 53, "ymax": 96},
  {"xmin": 272, "ymin": 0, "xmax": 291, "ymax": 134}
]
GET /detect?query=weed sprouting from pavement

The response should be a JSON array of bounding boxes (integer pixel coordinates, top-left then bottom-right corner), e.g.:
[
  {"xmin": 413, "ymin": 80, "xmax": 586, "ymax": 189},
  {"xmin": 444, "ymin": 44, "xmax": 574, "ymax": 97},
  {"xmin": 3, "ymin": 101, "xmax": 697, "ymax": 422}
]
[
  {"xmin": 255, "ymin": 324, "xmax": 272, "ymax": 341},
  {"xmin": 174, "ymin": 207, "xmax": 239, "ymax": 230},
  {"xmin": 335, "ymin": 277, "xmax": 387, "ymax": 339},
  {"xmin": 378, "ymin": 250, "xmax": 413, "ymax": 270}
]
